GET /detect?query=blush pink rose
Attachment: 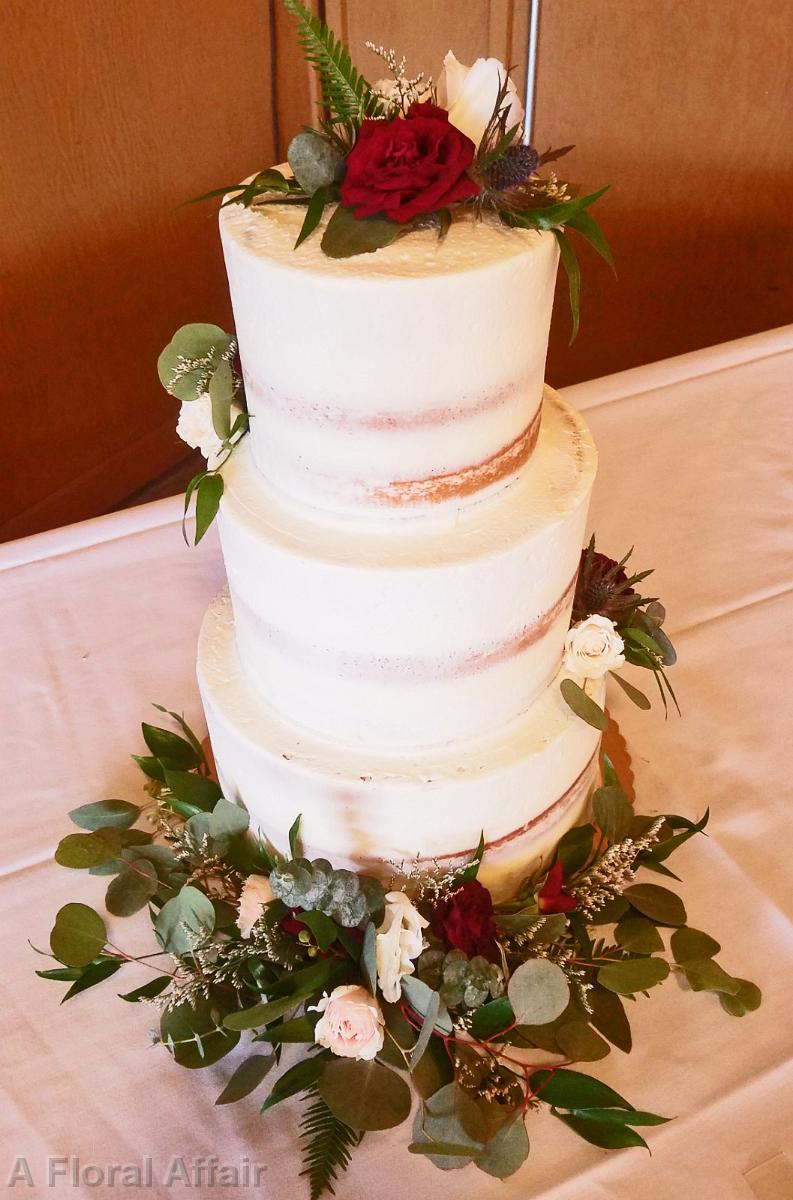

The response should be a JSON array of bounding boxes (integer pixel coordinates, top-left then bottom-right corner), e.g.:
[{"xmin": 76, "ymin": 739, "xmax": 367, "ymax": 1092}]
[
  {"xmin": 311, "ymin": 985, "xmax": 384, "ymax": 1060},
  {"xmin": 237, "ymin": 874, "xmax": 274, "ymax": 939}
]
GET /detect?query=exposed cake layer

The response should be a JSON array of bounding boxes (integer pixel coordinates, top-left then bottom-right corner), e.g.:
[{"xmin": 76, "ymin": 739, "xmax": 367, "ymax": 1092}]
[
  {"xmin": 218, "ymin": 388, "xmax": 596, "ymax": 750},
  {"xmin": 220, "ymin": 197, "xmax": 558, "ymax": 518},
  {"xmin": 197, "ymin": 591, "xmax": 604, "ymax": 900}
]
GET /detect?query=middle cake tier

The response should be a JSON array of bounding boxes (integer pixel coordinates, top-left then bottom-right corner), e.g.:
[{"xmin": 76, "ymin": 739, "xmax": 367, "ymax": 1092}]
[{"xmin": 217, "ymin": 386, "xmax": 596, "ymax": 751}]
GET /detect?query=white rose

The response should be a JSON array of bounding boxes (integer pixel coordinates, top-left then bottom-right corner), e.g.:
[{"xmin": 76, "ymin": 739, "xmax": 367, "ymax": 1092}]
[
  {"xmin": 237, "ymin": 874, "xmax": 273, "ymax": 939},
  {"xmin": 311, "ymin": 985, "xmax": 385, "ymax": 1060},
  {"xmin": 438, "ymin": 50, "xmax": 523, "ymax": 147},
  {"xmin": 563, "ymin": 614, "xmax": 625, "ymax": 680},
  {"xmin": 175, "ymin": 393, "xmax": 241, "ymax": 469},
  {"xmin": 375, "ymin": 891, "xmax": 429, "ymax": 1003}
]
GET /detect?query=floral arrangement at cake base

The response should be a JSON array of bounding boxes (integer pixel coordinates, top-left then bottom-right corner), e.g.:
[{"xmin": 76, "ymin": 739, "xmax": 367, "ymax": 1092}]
[{"xmin": 35, "ymin": 705, "xmax": 759, "ymax": 1197}]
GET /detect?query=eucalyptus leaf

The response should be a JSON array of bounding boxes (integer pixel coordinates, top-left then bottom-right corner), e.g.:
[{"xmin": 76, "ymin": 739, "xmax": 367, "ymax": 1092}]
[
  {"xmin": 560, "ymin": 678, "xmax": 608, "ymax": 730},
  {"xmin": 719, "ymin": 978, "xmax": 762, "ymax": 1017},
  {"xmin": 588, "ymin": 985, "xmax": 632, "ymax": 1052},
  {"xmin": 615, "ymin": 915, "xmax": 664, "ymax": 954},
  {"xmin": 670, "ymin": 926, "xmax": 721, "ymax": 963},
  {"xmin": 401, "ymin": 976, "xmax": 453, "ymax": 1035},
  {"xmin": 105, "ymin": 857, "xmax": 158, "ymax": 916},
  {"xmin": 321, "ymin": 204, "xmax": 402, "ymax": 259},
  {"xmin": 253, "ymin": 1014, "xmax": 319, "ymax": 1043},
  {"xmin": 609, "ymin": 671, "xmax": 652, "ymax": 710},
  {"xmin": 50, "ymin": 904, "xmax": 107, "ymax": 968},
  {"xmin": 215, "ymin": 1054, "xmax": 275, "ymax": 1105},
  {"xmin": 507, "ymin": 958, "xmax": 570, "ymax": 1025},
  {"xmin": 224, "ymin": 994, "xmax": 300, "ymax": 1032},
  {"xmin": 409, "ymin": 989, "xmax": 440, "ymax": 1071},
  {"xmin": 155, "ymin": 885, "xmax": 215, "ymax": 956},
  {"xmin": 68, "ymin": 799, "xmax": 140, "ymax": 831},
  {"xmin": 261, "ymin": 1053, "xmax": 329, "ymax": 1112},
  {"xmin": 412, "ymin": 1084, "xmax": 483, "ymax": 1170},
  {"xmin": 287, "ymin": 129, "xmax": 344, "ymax": 194},
  {"xmin": 556, "ymin": 1021, "xmax": 610, "ymax": 1062},
  {"xmin": 681, "ymin": 959, "xmax": 741, "ymax": 995},
  {"xmin": 592, "ymin": 785, "xmax": 634, "ymax": 843},
  {"xmin": 55, "ymin": 829, "xmax": 122, "ymax": 869},
  {"xmin": 624, "ymin": 883, "xmax": 686, "ymax": 926},
  {"xmin": 157, "ymin": 324, "xmax": 232, "ymax": 401},
  {"xmin": 319, "ymin": 1058, "xmax": 412, "ymax": 1131},
  {"xmin": 209, "ymin": 359, "xmax": 234, "ymax": 439},
  {"xmin": 598, "ymin": 956, "xmax": 670, "ymax": 995},
  {"xmin": 476, "ymin": 1116, "xmax": 530, "ymax": 1179},
  {"xmin": 161, "ymin": 997, "xmax": 239, "ymax": 1069},
  {"xmin": 208, "ymin": 797, "xmax": 249, "ymax": 842},
  {"xmin": 555, "ymin": 822, "xmax": 596, "ymax": 877},
  {"xmin": 361, "ymin": 921, "xmax": 377, "ymax": 994}
]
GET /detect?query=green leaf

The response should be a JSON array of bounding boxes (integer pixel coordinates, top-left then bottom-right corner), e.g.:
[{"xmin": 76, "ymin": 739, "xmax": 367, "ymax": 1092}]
[
  {"xmin": 295, "ymin": 184, "xmax": 330, "ymax": 249},
  {"xmin": 299, "ymin": 910, "xmax": 339, "ymax": 951},
  {"xmin": 588, "ymin": 986, "xmax": 632, "ymax": 1052},
  {"xmin": 556, "ymin": 1021, "xmax": 610, "ymax": 1062},
  {"xmin": 457, "ymin": 831, "xmax": 485, "ymax": 882},
  {"xmin": 255, "ymin": 1014, "xmax": 320, "ymax": 1044},
  {"xmin": 412, "ymin": 1083, "xmax": 483, "ymax": 1169},
  {"xmin": 141, "ymin": 722, "xmax": 200, "ymax": 770},
  {"xmin": 553, "ymin": 229, "xmax": 581, "ymax": 343},
  {"xmin": 50, "ymin": 904, "xmax": 107, "ymax": 968},
  {"xmin": 670, "ymin": 927, "xmax": 721, "ymax": 963},
  {"xmin": 208, "ymin": 797, "xmax": 249, "ymax": 842},
  {"xmin": 132, "ymin": 753, "xmax": 166, "ymax": 781},
  {"xmin": 215, "ymin": 1054, "xmax": 275, "ymax": 1104},
  {"xmin": 624, "ymin": 883, "xmax": 686, "ymax": 926},
  {"xmin": 530, "ymin": 1067, "xmax": 634, "ymax": 1112},
  {"xmin": 194, "ymin": 472, "xmax": 224, "ymax": 544},
  {"xmin": 412, "ymin": 1034, "xmax": 455, "ymax": 1100},
  {"xmin": 609, "ymin": 670, "xmax": 652, "ymax": 709},
  {"xmin": 719, "ymin": 978, "xmax": 762, "ymax": 1017},
  {"xmin": 157, "ymin": 323, "xmax": 232, "ymax": 400},
  {"xmin": 321, "ymin": 205, "xmax": 402, "ymax": 259},
  {"xmin": 361, "ymin": 921, "xmax": 377, "ymax": 993},
  {"xmin": 409, "ymin": 1141, "xmax": 483, "ymax": 1158},
  {"xmin": 61, "ymin": 957, "xmax": 122, "ymax": 1002},
  {"xmin": 288, "ymin": 130, "xmax": 344, "ymax": 194},
  {"xmin": 531, "ymin": 186, "xmax": 610, "ymax": 231},
  {"xmin": 319, "ymin": 1059, "xmax": 412, "ymax": 1132},
  {"xmin": 37, "ymin": 966, "xmax": 83, "ymax": 981},
  {"xmin": 600, "ymin": 750, "xmax": 620, "ymax": 789},
  {"xmin": 681, "ymin": 959, "xmax": 741, "ymax": 995},
  {"xmin": 299, "ymin": 1088, "xmax": 362, "ymax": 1199},
  {"xmin": 554, "ymin": 1111, "xmax": 649, "ymax": 1150},
  {"xmin": 163, "ymin": 768, "xmax": 222, "ymax": 812},
  {"xmin": 209, "ymin": 358, "xmax": 234, "ymax": 439},
  {"xmin": 555, "ymin": 823, "xmax": 596, "ymax": 877},
  {"xmin": 507, "ymin": 959, "xmax": 570, "ymax": 1025},
  {"xmin": 598, "ymin": 956, "xmax": 670, "ymax": 995},
  {"xmin": 400, "ymin": 976, "xmax": 453, "ymax": 1035},
  {"xmin": 592, "ymin": 785, "xmax": 633, "ymax": 843},
  {"xmin": 224, "ymin": 994, "xmax": 301, "ymax": 1032},
  {"xmin": 161, "ymin": 997, "xmax": 240, "ymax": 1069},
  {"xmin": 615, "ymin": 915, "xmax": 664, "ymax": 954},
  {"xmin": 469, "ymin": 996, "xmax": 514, "ymax": 1040},
  {"xmin": 409, "ymin": 989, "xmax": 440, "ymax": 1071},
  {"xmin": 476, "ymin": 1116, "xmax": 530, "ymax": 1178},
  {"xmin": 105, "ymin": 857, "xmax": 159, "ymax": 916},
  {"xmin": 573, "ymin": 1107, "xmax": 669, "ymax": 1127},
  {"xmin": 288, "ymin": 813, "xmax": 302, "ymax": 858},
  {"xmin": 588, "ymin": 895, "xmax": 630, "ymax": 925},
  {"xmin": 119, "ymin": 975, "xmax": 171, "ymax": 1003},
  {"xmin": 155, "ymin": 885, "xmax": 215, "ymax": 956},
  {"xmin": 261, "ymin": 1054, "xmax": 329, "ymax": 1112},
  {"xmin": 564, "ymin": 208, "xmax": 615, "ymax": 271},
  {"xmin": 68, "ymin": 799, "xmax": 140, "ymax": 831},
  {"xmin": 55, "ymin": 828, "xmax": 122, "ymax": 869},
  {"xmin": 560, "ymin": 678, "xmax": 608, "ymax": 730}
]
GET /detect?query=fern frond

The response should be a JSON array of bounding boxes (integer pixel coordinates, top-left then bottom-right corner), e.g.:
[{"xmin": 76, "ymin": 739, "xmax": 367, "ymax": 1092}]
[
  {"xmin": 299, "ymin": 1087, "xmax": 362, "ymax": 1199},
  {"xmin": 282, "ymin": 0, "xmax": 381, "ymax": 130}
]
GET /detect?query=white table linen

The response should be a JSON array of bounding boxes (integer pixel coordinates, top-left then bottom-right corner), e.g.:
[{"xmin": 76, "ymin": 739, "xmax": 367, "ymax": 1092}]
[{"xmin": 2, "ymin": 327, "xmax": 792, "ymax": 1199}]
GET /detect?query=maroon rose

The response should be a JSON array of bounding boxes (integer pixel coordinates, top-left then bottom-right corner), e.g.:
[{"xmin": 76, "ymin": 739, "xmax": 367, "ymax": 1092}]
[
  {"xmin": 537, "ymin": 863, "xmax": 577, "ymax": 914},
  {"xmin": 340, "ymin": 102, "xmax": 480, "ymax": 223},
  {"xmin": 432, "ymin": 880, "xmax": 499, "ymax": 961}
]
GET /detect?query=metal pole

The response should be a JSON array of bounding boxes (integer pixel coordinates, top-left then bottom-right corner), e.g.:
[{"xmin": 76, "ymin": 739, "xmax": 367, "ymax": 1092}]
[{"xmin": 524, "ymin": 0, "xmax": 541, "ymax": 143}]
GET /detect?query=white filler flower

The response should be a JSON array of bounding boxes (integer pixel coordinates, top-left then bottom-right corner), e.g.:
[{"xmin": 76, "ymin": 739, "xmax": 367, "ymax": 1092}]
[
  {"xmin": 563, "ymin": 614, "xmax": 626, "ymax": 680},
  {"xmin": 376, "ymin": 890, "xmax": 429, "ymax": 1003},
  {"xmin": 439, "ymin": 50, "xmax": 524, "ymax": 146}
]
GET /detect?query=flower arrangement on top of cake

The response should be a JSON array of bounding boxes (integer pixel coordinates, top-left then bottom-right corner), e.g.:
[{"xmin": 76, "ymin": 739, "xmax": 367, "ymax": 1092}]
[{"xmin": 197, "ymin": 0, "xmax": 612, "ymax": 338}]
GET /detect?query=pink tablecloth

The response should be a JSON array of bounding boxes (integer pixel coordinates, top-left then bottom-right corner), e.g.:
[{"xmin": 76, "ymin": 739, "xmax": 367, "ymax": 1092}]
[{"xmin": 2, "ymin": 327, "xmax": 793, "ymax": 1199}]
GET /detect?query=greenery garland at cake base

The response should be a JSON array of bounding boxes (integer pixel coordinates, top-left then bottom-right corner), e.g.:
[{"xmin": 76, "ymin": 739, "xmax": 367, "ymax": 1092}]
[{"xmin": 34, "ymin": 708, "xmax": 759, "ymax": 1197}]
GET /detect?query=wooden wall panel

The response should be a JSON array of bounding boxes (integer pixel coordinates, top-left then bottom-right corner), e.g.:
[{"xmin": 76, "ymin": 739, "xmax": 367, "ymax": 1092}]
[
  {"xmin": 534, "ymin": 0, "xmax": 793, "ymax": 387},
  {"xmin": 1, "ymin": 0, "xmax": 276, "ymax": 541}
]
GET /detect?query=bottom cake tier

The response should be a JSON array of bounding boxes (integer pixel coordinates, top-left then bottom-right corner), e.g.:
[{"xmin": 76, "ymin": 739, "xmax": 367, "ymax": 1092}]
[{"xmin": 197, "ymin": 592, "xmax": 603, "ymax": 899}]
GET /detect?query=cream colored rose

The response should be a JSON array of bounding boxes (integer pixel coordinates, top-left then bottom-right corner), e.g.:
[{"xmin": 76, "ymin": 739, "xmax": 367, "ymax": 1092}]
[
  {"xmin": 237, "ymin": 874, "xmax": 274, "ymax": 939},
  {"xmin": 563, "ymin": 614, "xmax": 625, "ymax": 680},
  {"xmin": 376, "ymin": 890, "xmax": 429, "ymax": 1003},
  {"xmin": 439, "ymin": 50, "xmax": 524, "ymax": 147},
  {"xmin": 311, "ymin": 985, "xmax": 385, "ymax": 1060},
  {"xmin": 175, "ymin": 393, "xmax": 241, "ymax": 469}
]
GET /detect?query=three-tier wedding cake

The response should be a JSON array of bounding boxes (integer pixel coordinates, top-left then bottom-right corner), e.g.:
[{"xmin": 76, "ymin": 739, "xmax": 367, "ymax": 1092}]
[{"xmin": 197, "ymin": 199, "xmax": 600, "ymax": 899}]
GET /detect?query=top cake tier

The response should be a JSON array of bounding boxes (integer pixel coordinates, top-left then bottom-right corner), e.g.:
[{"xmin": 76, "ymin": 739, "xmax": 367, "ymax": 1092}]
[{"xmin": 220, "ymin": 197, "xmax": 558, "ymax": 519}]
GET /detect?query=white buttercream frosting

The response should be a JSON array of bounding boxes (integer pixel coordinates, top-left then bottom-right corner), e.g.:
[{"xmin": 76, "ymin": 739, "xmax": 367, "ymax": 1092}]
[
  {"xmin": 219, "ymin": 196, "xmax": 559, "ymax": 517},
  {"xmin": 218, "ymin": 387, "xmax": 596, "ymax": 749}
]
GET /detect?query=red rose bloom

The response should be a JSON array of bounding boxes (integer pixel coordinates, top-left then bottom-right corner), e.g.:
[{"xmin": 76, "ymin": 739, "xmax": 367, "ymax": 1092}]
[
  {"xmin": 432, "ymin": 880, "xmax": 499, "ymax": 962},
  {"xmin": 340, "ymin": 102, "xmax": 480, "ymax": 223},
  {"xmin": 538, "ymin": 863, "xmax": 577, "ymax": 914}
]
